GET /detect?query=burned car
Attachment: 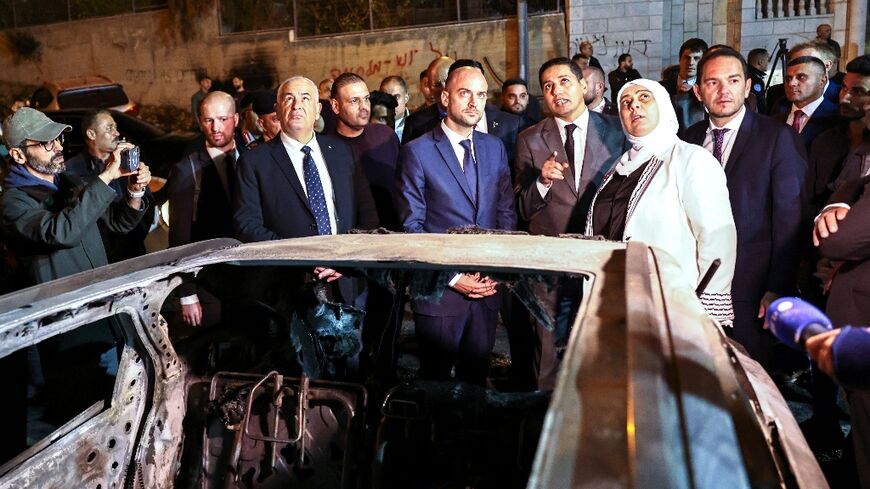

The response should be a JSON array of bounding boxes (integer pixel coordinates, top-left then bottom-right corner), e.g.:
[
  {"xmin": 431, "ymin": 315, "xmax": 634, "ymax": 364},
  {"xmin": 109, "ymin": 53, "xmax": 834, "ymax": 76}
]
[{"xmin": 0, "ymin": 235, "xmax": 828, "ymax": 488}]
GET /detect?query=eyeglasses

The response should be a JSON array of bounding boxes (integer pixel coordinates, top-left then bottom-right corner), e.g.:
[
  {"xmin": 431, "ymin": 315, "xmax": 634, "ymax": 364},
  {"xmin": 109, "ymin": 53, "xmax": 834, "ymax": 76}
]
[{"xmin": 20, "ymin": 134, "xmax": 64, "ymax": 152}]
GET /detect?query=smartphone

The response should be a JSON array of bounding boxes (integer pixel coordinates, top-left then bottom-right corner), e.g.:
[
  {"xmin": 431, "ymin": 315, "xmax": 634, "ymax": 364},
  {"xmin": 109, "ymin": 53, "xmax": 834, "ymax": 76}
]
[{"xmin": 120, "ymin": 146, "xmax": 140, "ymax": 173}]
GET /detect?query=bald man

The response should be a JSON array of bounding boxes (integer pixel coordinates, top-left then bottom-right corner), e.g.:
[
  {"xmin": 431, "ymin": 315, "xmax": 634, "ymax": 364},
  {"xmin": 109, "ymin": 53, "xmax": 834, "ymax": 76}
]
[
  {"xmin": 399, "ymin": 66, "xmax": 515, "ymax": 384},
  {"xmin": 167, "ymin": 91, "xmax": 246, "ymax": 327}
]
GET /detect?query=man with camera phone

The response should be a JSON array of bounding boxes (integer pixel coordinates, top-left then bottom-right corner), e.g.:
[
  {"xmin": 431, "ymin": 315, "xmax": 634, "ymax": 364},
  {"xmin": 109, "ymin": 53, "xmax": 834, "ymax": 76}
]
[
  {"xmin": 66, "ymin": 109, "xmax": 157, "ymax": 262},
  {"xmin": 0, "ymin": 108, "xmax": 151, "ymax": 290}
]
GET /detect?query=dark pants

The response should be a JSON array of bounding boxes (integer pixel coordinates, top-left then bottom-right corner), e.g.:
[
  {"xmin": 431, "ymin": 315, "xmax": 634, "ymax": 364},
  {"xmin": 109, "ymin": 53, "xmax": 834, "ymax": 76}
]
[
  {"xmin": 730, "ymin": 300, "xmax": 775, "ymax": 369},
  {"xmin": 414, "ymin": 301, "xmax": 498, "ymax": 386},
  {"xmin": 500, "ymin": 292, "xmax": 536, "ymax": 391},
  {"xmin": 849, "ymin": 389, "xmax": 870, "ymax": 489}
]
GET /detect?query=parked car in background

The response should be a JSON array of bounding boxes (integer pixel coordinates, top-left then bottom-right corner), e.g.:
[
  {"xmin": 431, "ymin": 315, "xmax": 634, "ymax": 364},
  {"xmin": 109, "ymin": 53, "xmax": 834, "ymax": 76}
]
[
  {"xmin": 30, "ymin": 76, "xmax": 139, "ymax": 115},
  {"xmin": 44, "ymin": 109, "xmax": 197, "ymax": 180}
]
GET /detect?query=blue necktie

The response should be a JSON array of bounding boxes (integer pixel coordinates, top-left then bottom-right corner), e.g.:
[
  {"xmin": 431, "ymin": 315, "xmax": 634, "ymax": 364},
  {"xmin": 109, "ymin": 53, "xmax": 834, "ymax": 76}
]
[
  {"xmin": 459, "ymin": 139, "xmax": 477, "ymax": 203},
  {"xmin": 301, "ymin": 145, "xmax": 332, "ymax": 235}
]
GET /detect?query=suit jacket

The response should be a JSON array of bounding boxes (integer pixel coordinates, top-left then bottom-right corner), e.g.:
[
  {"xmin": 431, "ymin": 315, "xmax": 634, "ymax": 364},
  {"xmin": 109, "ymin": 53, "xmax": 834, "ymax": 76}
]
[
  {"xmin": 684, "ymin": 110, "xmax": 808, "ymax": 304},
  {"xmin": 673, "ymin": 91, "xmax": 707, "ymax": 139},
  {"xmin": 515, "ymin": 112, "xmax": 627, "ymax": 236},
  {"xmin": 399, "ymin": 124, "xmax": 516, "ymax": 316},
  {"xmin": 807, "ymin": 123, "xmax": 853, "ymax": 214},
  {"xmin": 818, "ymin": 175, "xmax": 870, "ymax": 327},
  {"xmin": 772, "ymin": 96, "xmax": 840, "ymax": 150},
  {"xmin": 168, "ymin": 144, "xmax": 244, "ymax": 248},
  {"xmin": 233, "ymin": 134, "xmax": 378, "ymax": 242}
]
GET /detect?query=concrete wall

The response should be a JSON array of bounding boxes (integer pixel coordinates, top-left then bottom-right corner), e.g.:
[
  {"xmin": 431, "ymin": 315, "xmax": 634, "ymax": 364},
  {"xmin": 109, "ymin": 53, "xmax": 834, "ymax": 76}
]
[{"xmin": 0, "ymin": 9, "xmax": 566, "ymax": 109}]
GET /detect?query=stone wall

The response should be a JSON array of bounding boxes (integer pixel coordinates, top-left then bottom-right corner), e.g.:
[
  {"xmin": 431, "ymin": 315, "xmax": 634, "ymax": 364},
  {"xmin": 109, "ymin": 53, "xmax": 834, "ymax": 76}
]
[
  {"xmin": 0, "ymin": 9, "xmax": 566, "ymax": 109},
  {"xmin": 567, "ymin": 0, "xmax": 667, "ymax": 81}
]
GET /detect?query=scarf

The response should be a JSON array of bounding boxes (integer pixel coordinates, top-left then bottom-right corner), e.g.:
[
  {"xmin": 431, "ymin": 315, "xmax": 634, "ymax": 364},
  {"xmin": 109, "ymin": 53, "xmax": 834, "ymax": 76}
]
[{"xmin": 614, "ymin": 78, "xmax": 680, "ymax": 175}]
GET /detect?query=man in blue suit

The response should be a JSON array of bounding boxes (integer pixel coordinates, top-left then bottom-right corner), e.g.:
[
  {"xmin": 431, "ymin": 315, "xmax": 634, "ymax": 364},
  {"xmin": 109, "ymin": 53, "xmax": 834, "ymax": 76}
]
[
  {"xmin": 399, "ymin": 66, "xmax": 516, "ymax": 385},
  {"xmin": 686, "ymin": 48, "xmax": 808, "ymax": 367}
]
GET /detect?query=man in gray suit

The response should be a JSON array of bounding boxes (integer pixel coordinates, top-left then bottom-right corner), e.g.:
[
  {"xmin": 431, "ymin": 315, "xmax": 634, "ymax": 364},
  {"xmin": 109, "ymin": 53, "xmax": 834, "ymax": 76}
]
[{"xmin": 515, "ymin": 57, "xmax": 626, "ymax": 389}]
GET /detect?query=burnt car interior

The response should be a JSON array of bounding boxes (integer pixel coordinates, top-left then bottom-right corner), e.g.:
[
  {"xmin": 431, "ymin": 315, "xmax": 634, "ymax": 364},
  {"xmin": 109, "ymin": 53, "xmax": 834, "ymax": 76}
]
[{"xmin": 0, "ymin": 236, "xmax": 829, "ymax": 489}]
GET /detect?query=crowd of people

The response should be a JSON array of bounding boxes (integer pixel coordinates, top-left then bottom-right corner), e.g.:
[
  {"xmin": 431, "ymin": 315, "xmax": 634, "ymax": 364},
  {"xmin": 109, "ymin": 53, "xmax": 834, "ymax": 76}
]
[{"xmin": 1, "ymin": 21, "xmax": 869, "ymax": 487}]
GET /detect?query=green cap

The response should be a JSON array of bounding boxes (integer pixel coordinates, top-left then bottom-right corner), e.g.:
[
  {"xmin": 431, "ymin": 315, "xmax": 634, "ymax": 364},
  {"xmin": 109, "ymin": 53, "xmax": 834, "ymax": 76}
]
[{"xmin": 3, "ymin": 108, "xmax": 71, "ymax": 149}]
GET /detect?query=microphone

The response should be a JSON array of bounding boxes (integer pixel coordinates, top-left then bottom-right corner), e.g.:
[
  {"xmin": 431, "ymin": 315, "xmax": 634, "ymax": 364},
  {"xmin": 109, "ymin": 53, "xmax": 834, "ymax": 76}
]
[{"xmin": 766, "ymin": 297, "xmax": 833, "ymax": 351}]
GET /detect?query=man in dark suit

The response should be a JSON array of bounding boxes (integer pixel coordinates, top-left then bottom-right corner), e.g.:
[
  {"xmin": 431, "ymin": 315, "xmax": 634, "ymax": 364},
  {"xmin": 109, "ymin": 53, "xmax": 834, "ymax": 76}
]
[
  {"xmin": 686, "ymin": 48, "xmax": 808, "ymax": 367},
  {"xmin": 167, "ymin": 91, "xmax": 246, "ymax": 328},
  {"xmin": 582, "ymin": 66, "xmax": 617, "ymax": 116},
  {"xmin": 578, "ymin": 40, "xmax": 602, "ymax": 70},
  {"xmin": 398, "ymin": 66, "xmax": 516, "ymax": 385},
  {"xmin": 767, "ymin": 42, "xmax": 841, "ymax": 115},
  {"xmin": 814, "ymin": 175, "xmax": 870, "ymax": 488},
  {"xmin": 234, "ymin": 76, "xmax": 377, "ymax": 243},
  {"xmin": 661, "ymin": 38, "xmax": 708, "ymax": 137},
  {"xmin": 515, "ymin": 57, "xmax": 626, "ymax": 389},
  {"xmin": 772, "ymin": 56, "xmax": 838, "ymax": 150}
]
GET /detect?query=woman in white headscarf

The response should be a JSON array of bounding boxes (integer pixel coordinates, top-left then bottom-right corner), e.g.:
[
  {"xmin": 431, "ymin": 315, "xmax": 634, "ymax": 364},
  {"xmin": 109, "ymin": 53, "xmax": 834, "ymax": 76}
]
[{"xmin": 585, "ymin": 78, "xmax": 737, "ymax": 325}]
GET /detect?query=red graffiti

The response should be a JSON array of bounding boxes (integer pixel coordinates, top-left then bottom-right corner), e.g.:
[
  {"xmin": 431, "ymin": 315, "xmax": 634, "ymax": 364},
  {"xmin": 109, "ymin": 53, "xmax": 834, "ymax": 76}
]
[{"xmin": 328, "ymin": 49, "xmax": 419, "ymax": 80}]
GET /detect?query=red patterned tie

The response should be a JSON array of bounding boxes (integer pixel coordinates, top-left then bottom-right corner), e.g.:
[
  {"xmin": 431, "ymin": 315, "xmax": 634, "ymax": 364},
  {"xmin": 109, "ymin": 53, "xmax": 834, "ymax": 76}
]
[{"xmin": 791, "ymin": 109, "xmax": 805, "ymax": 133}]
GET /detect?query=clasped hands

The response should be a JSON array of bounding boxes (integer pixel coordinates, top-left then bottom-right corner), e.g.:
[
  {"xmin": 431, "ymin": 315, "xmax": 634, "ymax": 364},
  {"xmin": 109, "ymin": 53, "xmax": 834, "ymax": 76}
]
[{"xmin": 451, "ymin": 272, "xmax": 498, "ymax": 299}]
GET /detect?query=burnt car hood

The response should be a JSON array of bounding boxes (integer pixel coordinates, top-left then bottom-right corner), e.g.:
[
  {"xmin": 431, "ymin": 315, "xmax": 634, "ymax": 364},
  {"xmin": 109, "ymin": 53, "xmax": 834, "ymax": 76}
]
[{"xmin": 0, "ymin": 235, "xmax": 827, "ymax": 489}]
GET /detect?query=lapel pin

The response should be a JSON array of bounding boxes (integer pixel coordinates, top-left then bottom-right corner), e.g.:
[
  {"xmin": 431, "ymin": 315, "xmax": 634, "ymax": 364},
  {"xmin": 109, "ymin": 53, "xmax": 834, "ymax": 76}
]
[{"xmin": 492, "ymin": 121, "xmax": 499, "ymax": 129}]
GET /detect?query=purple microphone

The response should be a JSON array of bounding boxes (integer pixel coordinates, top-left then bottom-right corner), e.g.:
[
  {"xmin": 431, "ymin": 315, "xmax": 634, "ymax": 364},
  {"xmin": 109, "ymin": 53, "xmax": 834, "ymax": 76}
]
[{"xmin": 767, "ymin": 297, "xmax": 833, "ymax": 350}]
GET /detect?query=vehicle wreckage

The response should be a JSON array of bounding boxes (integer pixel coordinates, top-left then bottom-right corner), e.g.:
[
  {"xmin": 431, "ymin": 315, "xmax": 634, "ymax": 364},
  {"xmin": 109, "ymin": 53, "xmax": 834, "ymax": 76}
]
[{"xmin": 0, "ymin": 234, "xmax": 828, "ymax": 488}]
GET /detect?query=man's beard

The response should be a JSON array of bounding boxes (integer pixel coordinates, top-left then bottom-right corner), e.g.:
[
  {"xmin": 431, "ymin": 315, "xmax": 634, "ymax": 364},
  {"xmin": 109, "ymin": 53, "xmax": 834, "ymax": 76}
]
[{"xmin": 29, "ymin": 153, "xmax": 65, "ymax": 175}]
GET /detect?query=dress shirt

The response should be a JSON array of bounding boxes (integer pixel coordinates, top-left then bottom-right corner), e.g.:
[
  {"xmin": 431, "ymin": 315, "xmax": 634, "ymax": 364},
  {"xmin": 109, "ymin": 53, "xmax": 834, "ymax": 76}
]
[
  {"xmin": 205, "ymin": 145, "xmax": 240, "ymax": 201},
  {"xmin": 280, "ymin": 131, "xmax": 338, "ymax": 234},
  {"xmin": 701, "ymin": 105, "xmax": 746, "ymax": 169},
  {"xmin": 394, "ymin": 108, "xmax": 409, "ymax": 141},
  {"xmin": 677, "ymin": 76, "xmax": 697, "ymax": 92},
  {"xmin": 440, "ymin": 121, "xmax": 477, "ymax": 170},
  {"xmin": 787, "ymin": 94, "xmax": 825, "ymax": 132},
  {"xmin": 589, "ymin": 98, "xmax": 606, "ymax": 114},
  {"xmin": 439, "ymin": 120, "xmax": 479, "ymax": 287},
  {"xmin": 537, "ymin": 109, "xmax": 590, "ymax": 197},
  {"xmin": 474, "ymin": 111, "xmax": 489, "ymax": 134}
]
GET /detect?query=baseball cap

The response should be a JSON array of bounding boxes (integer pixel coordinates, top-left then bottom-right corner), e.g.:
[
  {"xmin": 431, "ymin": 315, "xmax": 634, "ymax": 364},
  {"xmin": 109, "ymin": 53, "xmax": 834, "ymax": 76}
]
[
  {"xmin": 251, "ymin": 90, "xmax": 278, "ymax": 116},
  {"xmin": 3, "ymin": 108, "xmax": 71, "ymax": 149}
]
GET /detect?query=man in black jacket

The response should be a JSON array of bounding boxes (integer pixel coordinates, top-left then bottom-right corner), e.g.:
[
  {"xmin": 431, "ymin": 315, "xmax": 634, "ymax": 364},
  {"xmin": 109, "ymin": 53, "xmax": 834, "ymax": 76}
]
[
  {"xmin": 65, "ymin": 109, "xmax": 156, "ymax": 263},
  {"xmin": 0, "ymin": 108, "xmax": 150, "ymax": 289}
]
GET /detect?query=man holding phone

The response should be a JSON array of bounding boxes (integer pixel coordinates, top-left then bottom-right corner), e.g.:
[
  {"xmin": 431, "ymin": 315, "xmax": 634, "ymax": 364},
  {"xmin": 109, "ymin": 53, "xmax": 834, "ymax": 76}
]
[
  {"xmin": 66, "ymin": 109, "xmax": 156, "ymax": 263},
  {"xmin": 0, "ymin": 108, "xmax": 151, "ymax": 290}
]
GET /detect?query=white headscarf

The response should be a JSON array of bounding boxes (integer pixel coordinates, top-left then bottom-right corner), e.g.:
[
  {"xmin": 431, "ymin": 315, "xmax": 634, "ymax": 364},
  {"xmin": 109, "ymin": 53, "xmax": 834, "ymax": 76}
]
[{"xmin": 614, "ymin": 78, "xmax": 680, "ymax": 175}]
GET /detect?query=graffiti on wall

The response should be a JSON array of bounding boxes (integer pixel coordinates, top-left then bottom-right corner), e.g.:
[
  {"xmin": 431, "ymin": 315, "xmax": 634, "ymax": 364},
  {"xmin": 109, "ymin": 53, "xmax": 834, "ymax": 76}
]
[
  {"xmin": 125, "ymin": 68, "xmax": 200, "ymax": 84},
  {"xmin": 573, "ymin": 35, "xmax": 652, "ymax": 59},
  {"xmin": 327, "ymin": 48, "xmax": 421, "ymax": 80}
]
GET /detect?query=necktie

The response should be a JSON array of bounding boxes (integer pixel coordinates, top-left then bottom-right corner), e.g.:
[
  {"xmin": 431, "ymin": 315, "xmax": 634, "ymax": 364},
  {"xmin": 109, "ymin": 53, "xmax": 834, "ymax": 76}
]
[
  {"xmin": 224, "ymin": 151, "xmax": 236, "ymax": 200},
  {"xmin": 564, "ymin": 123, "xmax": 577, "ymax": 168},
  {"xmin": 459, "ymin": 139, "xmax": 477, "ymax": 203},
  {"xmin": 712, "ymin": 128, "xmax": 730, "ymax": 164},
  {"xmin": 792, "ymin": 109, "xmax": 805, "ymax": 133},
  {"xmin": 300, "ymin": 145, "xmax": 332, "ymax": 235}
]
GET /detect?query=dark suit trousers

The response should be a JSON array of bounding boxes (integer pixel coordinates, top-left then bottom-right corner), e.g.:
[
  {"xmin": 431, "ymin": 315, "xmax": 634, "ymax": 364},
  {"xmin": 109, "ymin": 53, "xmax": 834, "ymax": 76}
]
[
  {"xmin": 729, "ymin": 300, "xmax": 775, "ymax": 369},
  {"xmin": 414, "ymin": 300, "xmax": 498, "ymax": 385},
  {"xmin": 848, "ymin": 389, "xmax": 870, "ymax": 489}
]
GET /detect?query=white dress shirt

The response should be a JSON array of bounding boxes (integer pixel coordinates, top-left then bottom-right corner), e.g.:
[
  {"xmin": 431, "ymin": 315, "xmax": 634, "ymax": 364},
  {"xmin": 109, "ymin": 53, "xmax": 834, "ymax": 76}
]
[
  {"xmin": 589, "ymin": 98, "xmax": 606, "ymax": 114},
  {"xmin": 537, "ymin": 109, "xmax": 590, "ymax": 197},
  {"xmin": 701, "ymin": 105, "xmax": 746, "ymax": 169},
  {"xmin": 787, "ymin": 94, "xmax": 824, "ymax": 133},
  {"xmin": 280, "ymin": 131, "xmax": 338, "ymax": 235},
  {"xmin": 474, "ymin": 111, "xmax": 489, "ymax": 134},
  {"xmin": 440, "ymin": 121, "xmax": 477, "ymax": 169}
]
